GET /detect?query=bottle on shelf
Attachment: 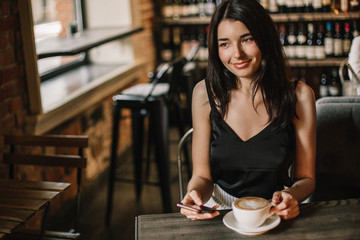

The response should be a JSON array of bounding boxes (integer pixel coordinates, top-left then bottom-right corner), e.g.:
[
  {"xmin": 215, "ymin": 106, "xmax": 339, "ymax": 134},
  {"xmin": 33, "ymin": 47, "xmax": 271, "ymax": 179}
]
[
  {"xmin": 329, "ymin": 68, "xmax": 342, "ymax": 96},
  {"xmin": 205, "ymin": 0, "xmax": 216, "ymax": 16},
  {"xmin": 161, "ymin": 27, "xmax": 174, "ymax": 61},
  {"xmin": 279, "ymin": 23, "xmax": 288, "ymax": 52},
  {"xmin": 173, "ymin": 26, "xmax": 182, "ymax": 58},
  {"xmin": 352, "ymin": 20, "xmax": 360, "ymax": 38},
  {"xmin": 331, "ymin": 0, "xmax": 340, "ymax": 13},
  {"xmin": 180, "ymin": 0, "xmax": 190, "ymax": 18},
  {"xmin": 287, "ymin": 23, "xmax": 297, "ymax": 59},
  {"xmin": 260, "ymin": 0, "xmax": 270, "ymax": 11},
  {"xmin": 189, "ymin": 0, "xmax": 199, "ymax": 17},
  {"xmin": 333, "ymin": 22, "xmax": 343, "ymax": 57},
  {"xmin": 315, "ymin": 22, "xmax": 326, "ymax": 59},
  {"xmin": 296, "ymin": 23, "xmax": 307, "ymax": 59},
  {"xmin": 286, "ymin": 0, "xmax": 296, "ymax": 12},
  {"xmin": 277, "ymin": 0, "xmax": 287, "ymax": 12},
  {"xmin": 343, "ymin": 22, "xmax": 352, "ymax": 56},
  {"xmin": 198, "ymin": 0, "xmax": 207, "ymax": 17},
  {"xmin": 162, "ymin": 0, "xmax": 174, "ymax": 18},
  {"xmin": 197, "ymin": 27, "xmax": 208, "ymax": 61},
  {"xmin": 306, "ymin": 23, "xmax": 316, "ymax": 59},
  {"xmin": 319, "ymin": 72, "xmax": 329, "ymax": 97},
  {"xmin": 295, "ymin": 0, "xmax": 305, "ymax": 12},
  {"xmin": 269, "ymin": 0, "xmax": 279, "ymax": 13},
  {"xmin": 349, "ymin": 0, "xmax": 360, "ymax": 11},
  {"xmin": 340, "ymin": 0, "xmax": 349, "ymax": 12},
  {"xmin": 322, "ymin": 0, "xmax": 332, "ymax": 11},
  {"xmin": 324, "ymin": 21, "xmax": 334, "ymax": 57},
  {"xmin": 304, "ymin": 0, "xmax": 314, "ymax": 12},
  {"xmin": 313, "ymin": 0, "xmax": 323, "ymax": 11},
  {"xmin": 172, "ymin": 0, "xmax": 182, "ymax": 20}
]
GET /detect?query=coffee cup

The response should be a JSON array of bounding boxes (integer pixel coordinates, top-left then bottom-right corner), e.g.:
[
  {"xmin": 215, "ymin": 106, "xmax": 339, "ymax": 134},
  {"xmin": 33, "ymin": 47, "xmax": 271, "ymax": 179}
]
[{"xmin": 232, "ymin": 196, "xmax": 275, "ymax": 229}]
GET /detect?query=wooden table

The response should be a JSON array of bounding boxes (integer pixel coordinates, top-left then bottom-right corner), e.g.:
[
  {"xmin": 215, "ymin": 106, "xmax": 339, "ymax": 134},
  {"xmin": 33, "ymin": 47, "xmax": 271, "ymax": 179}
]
[
  {"xmin": 136, "ymin": 198, "xmax": 360, "ymax": 239},
  {"xmin": 0, "ymin": 179, "xmax": 71, "ymax": 239}
]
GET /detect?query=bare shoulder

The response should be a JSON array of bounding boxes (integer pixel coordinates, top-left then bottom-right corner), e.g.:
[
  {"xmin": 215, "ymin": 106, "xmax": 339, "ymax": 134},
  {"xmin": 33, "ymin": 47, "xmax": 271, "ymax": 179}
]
[
  {"xmin": 295, "ymin": 81, "xmax": 315, "ymax": 104},
  {"xmin": 193, "ymin": 79, "xmax": 209, "ymax": 106}
]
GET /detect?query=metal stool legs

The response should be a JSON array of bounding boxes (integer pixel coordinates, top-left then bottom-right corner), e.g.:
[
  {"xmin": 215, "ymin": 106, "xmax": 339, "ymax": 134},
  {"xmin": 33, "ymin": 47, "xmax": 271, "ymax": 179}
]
[{"xmin": 105, "ymin": 97, "xmax": 172, "ymax": 226}]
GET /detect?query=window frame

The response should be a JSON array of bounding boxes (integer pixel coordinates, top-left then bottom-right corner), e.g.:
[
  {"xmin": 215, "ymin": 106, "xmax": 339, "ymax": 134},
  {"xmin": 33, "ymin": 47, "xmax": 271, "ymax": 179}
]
[{"xmin": 18, "ymin": 0, "xmax": 145, "ymax": 134}]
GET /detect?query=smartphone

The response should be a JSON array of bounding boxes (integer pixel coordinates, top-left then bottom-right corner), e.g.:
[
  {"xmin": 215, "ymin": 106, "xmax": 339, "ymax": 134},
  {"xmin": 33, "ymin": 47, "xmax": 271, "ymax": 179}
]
[{"xmin": 176, "ymin": 203, "xmax": 216, "ymax": 213}]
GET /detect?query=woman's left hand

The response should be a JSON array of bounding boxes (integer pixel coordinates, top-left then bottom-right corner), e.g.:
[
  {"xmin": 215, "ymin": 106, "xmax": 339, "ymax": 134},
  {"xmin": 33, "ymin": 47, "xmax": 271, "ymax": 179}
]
[{"xmin": 270, "ymin": 191, "xmax": 299, "ymax": 220}]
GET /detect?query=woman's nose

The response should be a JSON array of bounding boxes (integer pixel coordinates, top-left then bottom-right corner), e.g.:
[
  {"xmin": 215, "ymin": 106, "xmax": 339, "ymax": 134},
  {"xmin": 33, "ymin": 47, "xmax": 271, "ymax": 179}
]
[{"xmin": 233, "ymin": 44, "xmax": 242, "ymax": 58}]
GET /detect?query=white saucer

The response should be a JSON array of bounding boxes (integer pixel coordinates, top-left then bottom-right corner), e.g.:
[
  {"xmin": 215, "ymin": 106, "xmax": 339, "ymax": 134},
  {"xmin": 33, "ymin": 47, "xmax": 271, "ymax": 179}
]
[{"xmin": 223, "ymin": 211, "xmax": 281, "ymax": 236}]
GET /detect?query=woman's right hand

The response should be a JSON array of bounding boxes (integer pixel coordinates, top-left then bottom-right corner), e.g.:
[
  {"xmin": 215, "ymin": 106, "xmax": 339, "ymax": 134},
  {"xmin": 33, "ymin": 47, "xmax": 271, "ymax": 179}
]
[{"xmin": 180, "ymin": 190, "xmax": 220, "ymax": 220}]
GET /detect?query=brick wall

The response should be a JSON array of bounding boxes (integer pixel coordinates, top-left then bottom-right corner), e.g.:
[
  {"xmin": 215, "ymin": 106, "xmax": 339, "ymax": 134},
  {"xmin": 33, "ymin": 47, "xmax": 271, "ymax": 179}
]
[
  {"xmin": 0, "ymin": 0, "xmax": 156, "ymax": 216},
  {"xmin": 0, "ymin": 0, "xmax": 29, "ymax": 177}
]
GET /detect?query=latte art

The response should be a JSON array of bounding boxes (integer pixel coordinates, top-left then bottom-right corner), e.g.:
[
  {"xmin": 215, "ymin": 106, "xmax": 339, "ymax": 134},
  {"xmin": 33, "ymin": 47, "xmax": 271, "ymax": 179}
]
[{"xmin": 235, "ymin": 197, "xmax": 268, "ymax": 210}]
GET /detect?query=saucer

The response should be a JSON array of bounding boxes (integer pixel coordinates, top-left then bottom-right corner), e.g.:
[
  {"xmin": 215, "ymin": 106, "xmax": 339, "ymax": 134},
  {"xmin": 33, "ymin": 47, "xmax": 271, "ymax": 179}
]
[{"xmin": 223, "ymin": 211, "xmax": 281, "ymax": 236}]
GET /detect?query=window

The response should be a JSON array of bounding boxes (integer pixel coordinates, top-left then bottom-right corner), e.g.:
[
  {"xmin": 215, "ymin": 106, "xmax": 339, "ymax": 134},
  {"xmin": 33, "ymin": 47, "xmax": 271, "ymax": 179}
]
[{"xmin": 19, "ymin": 0, "xmax": 145, "ymax": 134}]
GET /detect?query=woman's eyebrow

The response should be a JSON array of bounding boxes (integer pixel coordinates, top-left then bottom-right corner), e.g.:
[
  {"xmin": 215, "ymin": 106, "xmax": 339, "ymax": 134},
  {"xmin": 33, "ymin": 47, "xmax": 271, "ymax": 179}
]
[{"xmin": 217, "ymin": 32, "xmax": 252, "ymax": 42}]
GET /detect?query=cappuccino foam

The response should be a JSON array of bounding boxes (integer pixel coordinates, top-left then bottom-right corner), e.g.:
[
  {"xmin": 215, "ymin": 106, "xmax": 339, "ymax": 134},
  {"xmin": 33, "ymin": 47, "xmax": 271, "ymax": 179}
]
[{"xmin": 235, "ymin": 197, "xmax": 268, "ymax": 210}]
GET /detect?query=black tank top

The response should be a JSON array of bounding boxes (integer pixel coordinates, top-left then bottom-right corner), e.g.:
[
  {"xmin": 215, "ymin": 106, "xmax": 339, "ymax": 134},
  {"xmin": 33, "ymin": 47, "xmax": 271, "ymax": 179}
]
[{"xmin": 205, "ymin": 80, "xmax": 296, "ymax": 199}]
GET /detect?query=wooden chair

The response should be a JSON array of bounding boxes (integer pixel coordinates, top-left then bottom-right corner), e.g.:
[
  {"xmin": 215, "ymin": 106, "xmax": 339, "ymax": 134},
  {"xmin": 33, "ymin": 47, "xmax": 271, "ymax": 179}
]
[{"xmin": 2, "ymin": 134, "xmax": 89, "ymax": 240}]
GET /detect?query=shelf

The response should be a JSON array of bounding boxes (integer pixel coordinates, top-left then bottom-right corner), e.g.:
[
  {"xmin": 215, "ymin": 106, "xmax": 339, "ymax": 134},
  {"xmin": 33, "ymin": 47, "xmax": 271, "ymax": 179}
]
[
  {"xmin": 288, "ymin": 58, "xmax": 345, "ymax": 67},
  {"xmin": 36, "ymin": 26, "xmax": 144, "ymax": 59},
  {"xmin": 271, "ymin": 12, "xmax": 360, "ymax": 22},
  {"xmin": 196, "ymin": 58, "xmax": 344, "ymax": 68},
  {"xmin": 160, "ymin": 12, "xmax": 360, "ymax": 25},
  {"xmin": 161, "ymin": 16, "xmax": 211, "ymax": 25}
]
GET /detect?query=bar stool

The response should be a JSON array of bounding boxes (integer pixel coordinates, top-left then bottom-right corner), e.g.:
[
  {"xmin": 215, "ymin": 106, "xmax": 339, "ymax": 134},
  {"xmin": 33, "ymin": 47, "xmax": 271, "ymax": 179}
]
[{"xmin": 105, "ymin": 47, "xmax": 199, "ymax": 226}]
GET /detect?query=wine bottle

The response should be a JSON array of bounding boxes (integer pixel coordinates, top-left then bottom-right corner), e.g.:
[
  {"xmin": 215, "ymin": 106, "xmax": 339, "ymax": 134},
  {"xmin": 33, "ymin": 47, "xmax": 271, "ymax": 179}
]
[
  {"xmin": 340, "ymin": 0, "xmax": 349, "ymax": 12},
  {"xmin": 329, "ymin": 68, "xmax": 342, "ymax": 96},
  {"xmin": 287, "ymin": 24, "xmax": 297, "ymax": 58},
  {"xmin": 315, "ymin": 23, "xmax": 326, "ymax": 59},
  {"xmin": 279, "ymin": 24, "xmax": 288, "ymax": 56},
  {"xmin": 349, "ymin": 0, "xmax": 360, "ymax": 11},
  {"xmin": 205, "ymin": 0, "xmax": 216, "ymax": 16},
  {"xmin": 161, "ymin": 27, "xmax": 174, "ymax": 61},
  {"xmin": 296, "ymin": 23, "xmax": 307, "ymax": 59},
  {"xmin": 198, "ymin": 0, "xmax": 206, "ymax": 17},
  {"xmin": 319, "ymin": 72, "xmax": 329, "ymax": 97},
  {"xmin": 286, "ymin": 0, "xmax": 296, "ymax": 12},
  {"xmin": 313, "ymin": 0, "xmax": 323, "ymax": 11},
  {"xmin": 343, "ymin": 22, "xmax": 352, "ymax": 56},
  {"xmin": 295, "ymin": 0, "xmax": 305, "ymax": 12},
  {"xmin": 269, "ymin": 0, "xmax": 279, "ymax": 13},
  {"xmin": 181, "ymin": 0, "xmax": 190, "ymax": 18},
  {"xmin": 277, "ymin": 0, "xmax": 287, "ymax": 12},
  {"xmin": 324, "ymin": 21, "xmax": 334, "ymax": 57},
  {"xmin": 322, "ymin": 0, "xmax": 332, "ymax": 11},
  {"xmin": 331, "ymin": 0, "xmax": 340, "ymax": 13},
  {"xmin": 172, "ymin": 0, "xmax": 181, "ymax": 20},
  {"xmin": 304, "ymin": 0, "xmax": 314, "ymax": 11},
  {"xmin": 260, "ymin": 0, "xmax": 270, "ymax": 11},
  {"xmin": 162, "ymin": 0, "xmax": 174, "ymax": 18},
  {"xmin": 173, "ymin": 26, "xmax": 182, "ymax": 58},
  {"xmin": 333, "ymin": 22, "xmax": 343, "ymax": 57},
  {"xmin": 306, "ymin": 23, "xmax": 316, "ymax": 59},
  {"xmin": 352, "ymin": 20, "xmax": 360, "ymax": 38}
]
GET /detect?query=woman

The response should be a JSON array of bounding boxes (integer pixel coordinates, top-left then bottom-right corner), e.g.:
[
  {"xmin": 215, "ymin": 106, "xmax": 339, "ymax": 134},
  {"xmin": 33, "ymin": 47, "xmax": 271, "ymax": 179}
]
[{"xmin": 180, "ymin": 0, "xmax": 316, "ymax": 221}]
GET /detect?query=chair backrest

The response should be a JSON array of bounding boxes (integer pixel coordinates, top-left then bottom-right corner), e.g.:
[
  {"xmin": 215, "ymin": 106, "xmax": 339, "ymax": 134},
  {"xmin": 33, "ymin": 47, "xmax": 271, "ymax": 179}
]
[
  {"xmin": 311, "ymin": 97, "xmax": 360, "ymax": 201},
  {"xmin": 177, "ymin": 128, "xmax": 193, "ymax": 202},
  {"xmin": 3, "ymin": 134, "xmax": 89, "ymax": 231}
]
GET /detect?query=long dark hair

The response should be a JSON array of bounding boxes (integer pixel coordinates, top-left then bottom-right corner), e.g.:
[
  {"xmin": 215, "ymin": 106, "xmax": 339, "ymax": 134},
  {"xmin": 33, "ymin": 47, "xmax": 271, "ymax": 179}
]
[{"xmin": 207, "ymin": 0, "xmax": 297, "ymax": 129}]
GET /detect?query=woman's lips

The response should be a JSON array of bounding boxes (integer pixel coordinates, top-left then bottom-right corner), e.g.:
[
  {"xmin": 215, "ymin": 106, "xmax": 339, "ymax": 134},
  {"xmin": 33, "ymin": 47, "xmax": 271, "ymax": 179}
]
[{"xmin": 232, "ymin": 60, "xmax": 251, "ymax": 69}]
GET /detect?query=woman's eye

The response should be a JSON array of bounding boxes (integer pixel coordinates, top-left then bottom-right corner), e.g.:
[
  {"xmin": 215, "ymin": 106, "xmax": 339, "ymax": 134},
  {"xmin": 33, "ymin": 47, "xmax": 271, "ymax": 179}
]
[
  {"xmin": 242, "ymin": 38, "xmax": 254, "ymax": 44},
  {"xmin": 219, "ymin": 42, "xmax": 228, "ymax": 47}
]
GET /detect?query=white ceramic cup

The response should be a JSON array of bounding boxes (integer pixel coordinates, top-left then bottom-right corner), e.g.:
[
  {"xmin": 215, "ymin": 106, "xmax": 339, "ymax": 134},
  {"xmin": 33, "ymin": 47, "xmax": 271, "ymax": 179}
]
[{"xmin": 232, "ymin": 196, "xmax": 275, "ymax": 229}]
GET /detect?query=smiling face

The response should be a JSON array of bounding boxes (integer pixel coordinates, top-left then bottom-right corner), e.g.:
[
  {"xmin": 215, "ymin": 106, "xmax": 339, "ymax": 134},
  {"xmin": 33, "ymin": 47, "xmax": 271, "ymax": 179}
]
[{"xmin": 217, "ymin": 19, "xmax": 262, "ymax": 82}]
